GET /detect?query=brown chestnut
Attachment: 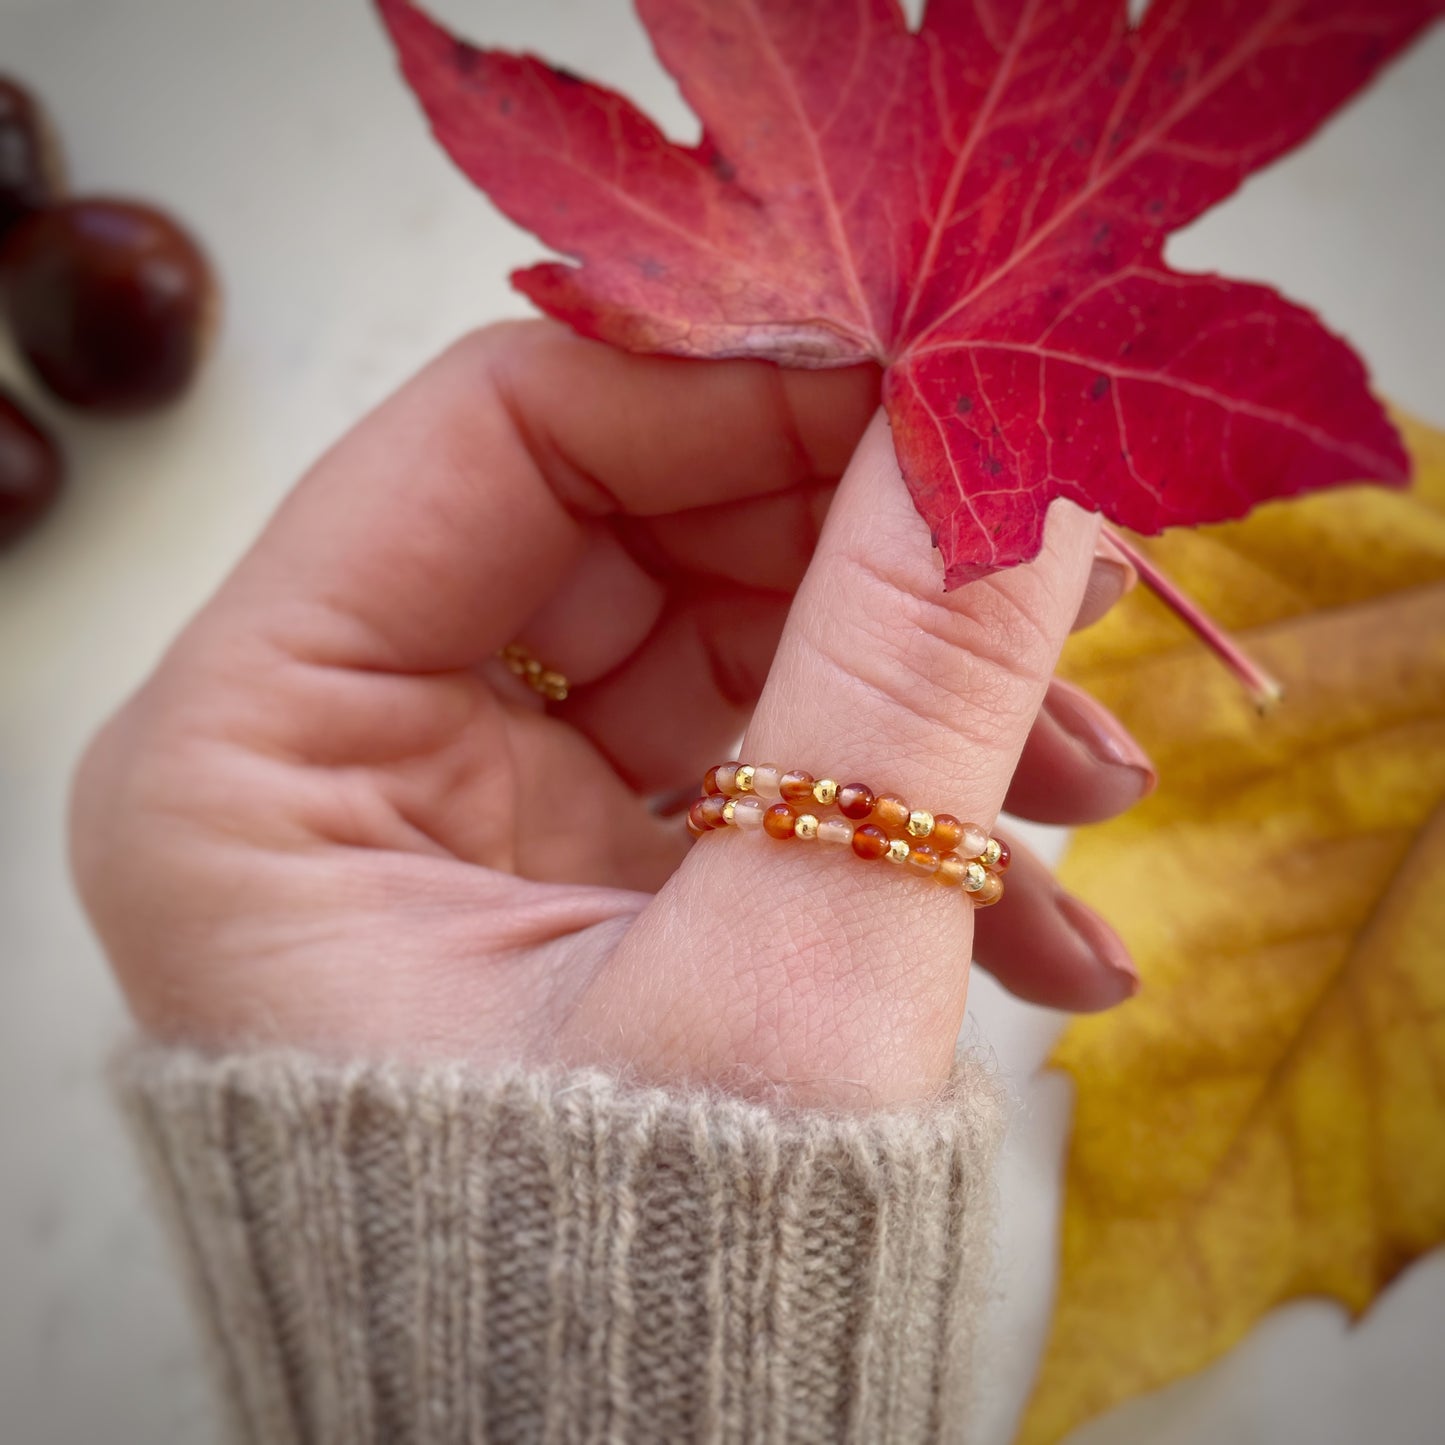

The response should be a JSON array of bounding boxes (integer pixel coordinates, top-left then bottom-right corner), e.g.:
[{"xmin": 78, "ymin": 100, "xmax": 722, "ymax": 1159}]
[
  {"xmin": 0, "ymin": 77, "xmax": 64, "ymax": 242},
  {"xmin": 0, "ymin": 198, "xmax": 217, "ymax": 413},
  {"xmin": 0, "ymin": 387, "xmax": 63, "ymax": 546}
]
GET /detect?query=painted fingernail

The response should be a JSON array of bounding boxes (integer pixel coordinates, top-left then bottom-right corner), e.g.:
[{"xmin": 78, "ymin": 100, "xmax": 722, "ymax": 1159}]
[
  {"xmin": 1056, "ymin": 892, "xmax": 1140, "ymax": 1002},
  {"xmin": 1044, "ymin": 679, "xmax": 1157, "ymax": 797},
  {"xmin": 1093, "ymin": 533, "xmax": 1138, "ymax": 597}
]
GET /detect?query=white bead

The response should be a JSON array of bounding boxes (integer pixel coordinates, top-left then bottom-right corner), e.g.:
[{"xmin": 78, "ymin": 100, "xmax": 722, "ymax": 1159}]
[
  {"xmin": 960, "ymin": 823, "xmax": 989, "ymax": 858},
  {"xmin": 817, "ymin": 818, "xmax": 855, "ymax": 846},
  {"xmin": 732, "ymin": 796, "xmax": 766, "ymax": 829},
  {"xmin": 750, "ymin": 764, "xmax": 783, "ymax": 799}
]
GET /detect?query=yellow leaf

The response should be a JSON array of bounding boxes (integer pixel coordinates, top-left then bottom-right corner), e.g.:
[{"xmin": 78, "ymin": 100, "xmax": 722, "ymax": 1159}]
[{"xmin": 1016, "ymin": 414, "xmax": 1445, "ymax": 1445}]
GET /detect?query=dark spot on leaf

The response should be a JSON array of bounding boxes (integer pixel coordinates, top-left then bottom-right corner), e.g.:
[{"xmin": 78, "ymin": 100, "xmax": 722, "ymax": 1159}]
[
  {"xmin": 1072, "ymin": 132, "xmax": 1091, "ymax": 155},
  {"xmin": 985, "ymin": 455, "xmax": 1004, "ymax": 477},
  {"xmin": 709, "ymin": 151, "xmax": 737, "ymax": 183},
  {"xmin": 500, "ymin": 96, "xmax": 514, "ymax": 116},
  {"xmin": 1120, "ymin": 340, "xmax": 1134, "ymax": 356},
  {"xmin": 991, "ymin": 424, "xmax": 1000, "ymax": 437},
  {"xmin": 1000, "ymin": 152, "xmax": 1016, "ymax": 170},
  {"xmin": 1092, "ymin": 221, "xmax": 1112, "ymax": 248},
  {"xmin": 955, "ymin": 395, "xmax": 973, "ymax": 415},
  {"xmin": 1146, "ymin": 197, "xmax": 1165, "ymax": 216},
  {"xmin": 453, "ymin": 40, "xmax": 481, "ymax": 75},
  {"xmin": 1167, "ymin": 65, "xmax": 1188, "ymax": 87},
  {"xmin": 553, "ymin": 65, "xmax": 585, "ymax": 86},
  {"xmin": 635, "ymin": 257, "xmax": 665, "ymax": 279},
  {"xmin": 1090, "ymin": 374, "xmax": 1110, "ymax": 401}
]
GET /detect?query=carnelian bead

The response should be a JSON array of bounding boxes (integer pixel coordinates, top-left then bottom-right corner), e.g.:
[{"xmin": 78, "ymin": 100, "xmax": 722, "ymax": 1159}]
[
  {"xmin": 932, "ymin": 815, "xmax": 964, "ymax": 852},
  {"xmin": 686, "ymin": 813, "xmax": 706, "ymax": 839},
  {"xmin": 851, "ymin": 823, "xmax": 889, "ymax": 859},
  {"xmin": 907, "ymin": 843, "xmax": 940, "ymax": 876},
  {"xmin": 959, "ymin": 821, "xmax": 990, "ymax": 858},
  {"xmin": 992, "ymin": 837, "xmax": 1012, "ymax": 871},
  {"xmin": 780, "ymin": 769, "xmax": 816, "ymax": 803},
  {"xmin": 687, "ymin": 798, "xmax": 712, "ymax": 835},
  {"xmin": 974, "ymin": 872, "xmax": 1004, "ymax": 907},
  {"xmin": 714, "ymin": 762, "xmax": 742, "ymax": 795},
  {"xmin": 703, "ymin": 765, "xmax": 724, "ymax": 796},
  {"xmin": 936, "ymin": 854, "xmax": 968, "ymax": 886},
  {"xmin": 699, "ymin": 794, "xmax": 730, "ymax": 829},
  {"xmin": 874, "ymin": 793, "xmax": 910, "ymax": 831},
  {"xmin": 837, "ymin": 783, "xmax": 875, "ymax": 820},
  {"xmin": 763, "ymin": 802, "xmax": 797, "ymax": 839},
  {"xmin": 751, "ymin": 764, "xmax": 784, "ymax": 799}
]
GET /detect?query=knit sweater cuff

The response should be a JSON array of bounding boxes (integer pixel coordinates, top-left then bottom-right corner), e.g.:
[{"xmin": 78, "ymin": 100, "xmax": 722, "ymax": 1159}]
[{"xmin": 118, "ymin": 1048, "xmax": 1005, "ymax": 1445}]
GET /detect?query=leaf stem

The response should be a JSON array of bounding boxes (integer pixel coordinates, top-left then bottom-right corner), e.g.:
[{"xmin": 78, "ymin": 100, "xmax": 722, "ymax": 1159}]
[{"xmin": 1101, "ymin": 525, "xmax": 1284, "ymax": 713}]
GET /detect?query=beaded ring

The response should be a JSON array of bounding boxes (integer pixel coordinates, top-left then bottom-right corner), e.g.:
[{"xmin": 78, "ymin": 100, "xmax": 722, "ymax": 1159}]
[
  {"xmin": 686, "ymin": 763, "xmax": 1010, "ymax": 907},
  {"xmin": 499, "ymin": 643, "xmax": 569, "ymax": 702}
]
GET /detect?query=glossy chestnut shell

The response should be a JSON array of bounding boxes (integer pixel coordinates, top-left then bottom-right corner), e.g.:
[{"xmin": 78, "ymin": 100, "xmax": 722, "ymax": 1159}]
[
  {"xmin": 0, "ymin": 387, "xmax": 63, "ymax": 545},
  {"xmin": 1, "ymin": 197, "xmax": 217, "ymax": 413}
]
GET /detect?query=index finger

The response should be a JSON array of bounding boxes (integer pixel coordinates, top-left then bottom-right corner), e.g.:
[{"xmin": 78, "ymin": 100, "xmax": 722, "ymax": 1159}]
[{"xmin": 216, "ymin": 320, "xmax": 879, "ymax": 671}]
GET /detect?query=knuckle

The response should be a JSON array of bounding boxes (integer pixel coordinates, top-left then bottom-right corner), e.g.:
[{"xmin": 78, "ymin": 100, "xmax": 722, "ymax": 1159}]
[{"xmin": 809, "ymin": 547, "xmax": 1062, "ymax": 744}]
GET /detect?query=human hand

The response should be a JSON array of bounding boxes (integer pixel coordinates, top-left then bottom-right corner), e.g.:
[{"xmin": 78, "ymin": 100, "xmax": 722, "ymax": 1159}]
[{"xmin": 72, "ymin": 323, "xmax": 1150, "ymax": 1106}]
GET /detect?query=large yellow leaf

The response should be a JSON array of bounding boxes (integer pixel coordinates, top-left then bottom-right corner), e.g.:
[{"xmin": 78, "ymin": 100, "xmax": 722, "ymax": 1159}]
[{"xmin": 1017, "ymin": 414, "xmax": 1445, "ymax": 1445}]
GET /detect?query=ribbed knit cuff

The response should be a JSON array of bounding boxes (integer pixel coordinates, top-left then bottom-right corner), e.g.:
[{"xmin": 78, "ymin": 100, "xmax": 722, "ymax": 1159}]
[{"xmin": 119, "ymin": 1048, "xmax": 1005, "ymax": 1445}]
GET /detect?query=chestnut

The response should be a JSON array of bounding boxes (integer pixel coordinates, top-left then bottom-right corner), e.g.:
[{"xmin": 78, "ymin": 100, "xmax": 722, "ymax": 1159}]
[
  {"xmin": 0, "ymin": 77, "xmax": 64, "ymax": 242},
  {"xmin": 0, "ymin": 387, "xmax": 63, "ymax": 546},
  {"xmin": 0, "ymin": 197, "xmax": 217, "ymax": 413}
]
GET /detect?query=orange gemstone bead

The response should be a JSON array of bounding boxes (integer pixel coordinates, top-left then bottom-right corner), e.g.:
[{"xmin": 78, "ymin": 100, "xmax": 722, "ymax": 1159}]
[
  {"xmin": 780, "ymin": 769, "xmax": 816, "ymax": 803},
  {"xmin": 699, "ymin": 795, "xmax": 730, "ymax": 829},
  {"xmin": 974, "ymin": 873, "xmax": 1004, "ymax": 907},
  {"xmin": 874, "ymin": 793, "xmax": 910, "ymax": 830},
  {"xmin": 936, "ymin": 854, "xmax": 967, "ymax": 886},
  {"xmin": 703, "ymin": 765, "xmax": 724, "ymax": 796},
  {"xmin": 713, "ymin": 762, "xmax": 742, "ymax": 794},
  {"xmin": 851, "ymin": 823, "xmax": 889, "ymax": 859},
  {"xmin": 837, "ymin": 783, "xmax": 875, "ymax": 820},
  {"xmin": 763, "ymin": 803, "xmax": 797, "ymax": 839},
  {"xmin": 687, "ymin": 797, "xmax": 712, "ymax": 835},
  {"xmin": 932, "ymin": 815, "xmax": 963, "ymax": 851},
  {"xmin": 907, "ymin": 843, "xmax": 940, "ymax": 876}
]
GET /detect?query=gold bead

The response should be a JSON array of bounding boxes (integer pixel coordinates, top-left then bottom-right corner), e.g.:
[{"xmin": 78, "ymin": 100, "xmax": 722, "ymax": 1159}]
[
  {"xmin": 524, "ymin": 658, "xmax": 543, "ymax": 678},
  {"xmin": 812, "ymin": 778, "xmax": 839, "ymax": 806},
  {"xmin": 906, "ymin": 809, "xmax": 934, "ymax": 838},
  {"xmin": 886, "ymin": 838, "xmax": 911, "ymax": 864},
  {"xmin": 736, "ymin": 765, "xmax": 755, "ymax": 793},
  {"xmin": 539, "ymin": 670, "xmax": 569, "ymax": 700},
  {"xmin": 963, "ymin": 861, "xmax": 988, "ymax": 892},
  {"xmin": 722, "ymin": 799, "xmax": 737, "ymax": 824},
  {"xmin": 981, "ymin": 837, "xmax": 1002, "ymax": 867},
  {"xmin": 794, "ymin": 813, "xmax": 819, "ymax": 840}
]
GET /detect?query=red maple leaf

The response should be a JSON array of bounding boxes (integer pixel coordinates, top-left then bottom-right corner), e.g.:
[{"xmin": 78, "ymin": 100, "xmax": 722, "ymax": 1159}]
[{"xmin": 379, "ymin": 0, "xmax": 1436, "ymax": 585}]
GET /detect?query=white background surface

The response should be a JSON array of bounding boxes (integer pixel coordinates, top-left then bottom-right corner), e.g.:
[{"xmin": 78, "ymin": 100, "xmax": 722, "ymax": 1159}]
[{"xmin": 1, "ymin": 2, "xmax": 1442, "ymax": 1442}]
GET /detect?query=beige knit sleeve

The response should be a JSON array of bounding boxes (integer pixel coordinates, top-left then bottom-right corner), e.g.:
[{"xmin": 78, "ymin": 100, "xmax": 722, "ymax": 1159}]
[{"xmin": 118, "ymin": 1048, "xmax": 1005, "ymax": 1445}]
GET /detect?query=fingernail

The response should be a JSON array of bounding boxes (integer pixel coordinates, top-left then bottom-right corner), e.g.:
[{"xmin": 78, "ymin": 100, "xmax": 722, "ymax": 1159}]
[
  {"xmin": 1044, "ymin": 679, "xmax": 1157, "ymax": 796},
  {"xmin": 1093, "ymin": 534, "xmax": 1138, "ymax": 597},
  {"xmin": 1056, "ymin": 893, "xmax": 1140, "ymax": 1002}
]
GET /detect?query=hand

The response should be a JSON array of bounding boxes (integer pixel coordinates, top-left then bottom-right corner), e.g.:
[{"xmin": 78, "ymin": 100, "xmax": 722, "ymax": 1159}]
[{"xmin": 72, "ymin": 323, "xmax": 1150, "ymax": 1106}]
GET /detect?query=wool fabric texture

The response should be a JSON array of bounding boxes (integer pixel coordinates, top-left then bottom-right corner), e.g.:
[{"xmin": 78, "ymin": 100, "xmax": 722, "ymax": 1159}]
[{"xmin": 119, "ymin": 1048, "xmax": 1005, "ymax": 1444}]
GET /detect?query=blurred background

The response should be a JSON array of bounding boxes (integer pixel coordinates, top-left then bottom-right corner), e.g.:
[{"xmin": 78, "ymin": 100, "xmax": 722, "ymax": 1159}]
[{"xmin": 1, "ymin": 1, "xmax": 1442, "ymax": 1442}]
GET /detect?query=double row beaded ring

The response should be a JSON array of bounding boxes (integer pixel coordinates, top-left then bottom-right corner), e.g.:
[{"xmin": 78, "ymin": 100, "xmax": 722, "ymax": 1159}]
[{"xmin": 687, "ymin": 763, "xmax": 1010, "ymax": 907}]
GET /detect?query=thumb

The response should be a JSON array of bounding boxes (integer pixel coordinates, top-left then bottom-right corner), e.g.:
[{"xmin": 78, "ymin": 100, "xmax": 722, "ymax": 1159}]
[{"xmin": 570, "ymin": 413, "xmax": 1099, "ymax": 1104}]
